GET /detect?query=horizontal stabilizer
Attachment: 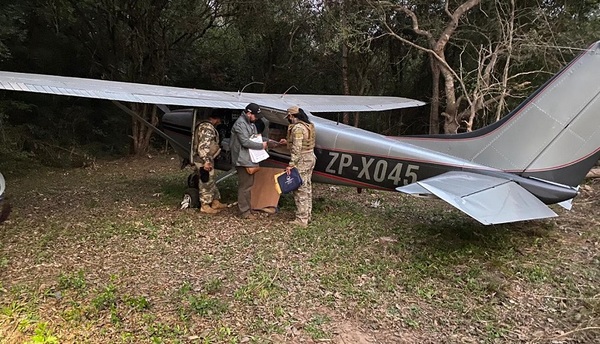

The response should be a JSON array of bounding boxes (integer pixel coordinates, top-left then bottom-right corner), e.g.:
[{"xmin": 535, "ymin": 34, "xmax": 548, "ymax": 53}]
[
  {"xmin": 395, "ymin": 182, "xmax": 432, "ymax": 196},
  {"xmin": 557, "ymin": 198, "xmax": 574, "ymax": 211},
  {"xmin": 397, "ymin": 172, "xmax": 557, "ymax": 225}
]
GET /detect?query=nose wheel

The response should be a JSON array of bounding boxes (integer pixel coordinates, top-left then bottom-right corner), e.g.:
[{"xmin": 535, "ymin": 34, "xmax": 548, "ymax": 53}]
[{"xmin": 180, "ymin": 187, "xmax": 200, "ymax": 209}]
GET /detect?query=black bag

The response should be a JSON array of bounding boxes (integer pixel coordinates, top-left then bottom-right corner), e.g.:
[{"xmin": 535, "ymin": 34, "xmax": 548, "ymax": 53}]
[{"xmin": 274, "ymin": 168, "xmax": 303, "ymax": 194}]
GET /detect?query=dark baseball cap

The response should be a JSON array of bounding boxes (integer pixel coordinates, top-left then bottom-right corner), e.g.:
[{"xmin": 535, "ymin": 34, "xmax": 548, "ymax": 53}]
[{"xmin": 245, "ymin": 103, "xmax": 262, "ymax": 117}]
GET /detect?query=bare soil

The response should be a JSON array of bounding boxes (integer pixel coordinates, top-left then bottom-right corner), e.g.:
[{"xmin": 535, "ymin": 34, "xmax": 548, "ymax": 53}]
[{"xmin": 0, "ymin": 153, "xmax": 598, "ymax": 343}]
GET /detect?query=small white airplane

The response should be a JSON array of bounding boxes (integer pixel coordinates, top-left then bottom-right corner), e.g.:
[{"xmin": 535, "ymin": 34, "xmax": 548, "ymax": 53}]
[{"xmin": 0, "ymin": 40, "xmax": 599, "ymax": 225}]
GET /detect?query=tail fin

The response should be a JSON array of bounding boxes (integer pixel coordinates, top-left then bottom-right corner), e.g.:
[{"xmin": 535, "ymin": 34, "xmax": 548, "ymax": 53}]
[{"xmin": 403, "ymin": 41, "xmax": 600, "ymax": 187}]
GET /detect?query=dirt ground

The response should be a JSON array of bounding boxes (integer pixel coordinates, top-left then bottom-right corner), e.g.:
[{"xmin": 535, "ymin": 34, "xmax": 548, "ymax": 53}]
[{"xmin": 0, "ymin": 153, "xmax": 598, "ymax": 343}]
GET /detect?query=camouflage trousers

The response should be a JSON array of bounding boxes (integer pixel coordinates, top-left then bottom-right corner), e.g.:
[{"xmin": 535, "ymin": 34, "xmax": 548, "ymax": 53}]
[
  {"xmin": 199, "ymin": 168, "xmax": 221, "ymax": 205},
  {"xmin": 293, "ymin": 152, "xmax": 316, "ymax": 224}
]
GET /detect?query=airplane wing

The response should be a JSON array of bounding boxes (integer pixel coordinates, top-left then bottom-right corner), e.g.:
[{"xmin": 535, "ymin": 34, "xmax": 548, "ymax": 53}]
[
  {"xmin": 396, "ymin": 171, "xmax": 558, "ymax": 225},
  {"xmin": 0, "ymin": 71, "xmax": 424, "ymax": 112}
]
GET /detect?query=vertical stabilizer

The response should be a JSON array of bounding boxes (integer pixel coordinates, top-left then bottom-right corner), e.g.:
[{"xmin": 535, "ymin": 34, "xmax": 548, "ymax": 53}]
[{"xmin": 400, "ymin": 41, "xmax": 600, "ymax": 187}]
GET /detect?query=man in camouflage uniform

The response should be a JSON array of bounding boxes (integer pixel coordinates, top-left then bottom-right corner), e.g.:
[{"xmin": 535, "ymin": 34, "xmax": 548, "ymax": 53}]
[
  {"xmin": 194, "ymin": 113, "xmax": 228, "ymax": 214},
  {"xmin": 279, "ymin": 106, "xmax": 316, "ymax": 227}
]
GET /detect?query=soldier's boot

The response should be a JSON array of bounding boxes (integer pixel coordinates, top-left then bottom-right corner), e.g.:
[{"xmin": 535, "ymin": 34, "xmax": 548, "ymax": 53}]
[
  {"xmin": 290, "ymin": 219, "xmax": 308, "ymax": 228},
  {"xmin": 200, "ymin": 204, "xmax": 220, "ymax": 214},
  {"xmin": 211, "ymin": 200, "xmax": 228, "ymax": 210}
]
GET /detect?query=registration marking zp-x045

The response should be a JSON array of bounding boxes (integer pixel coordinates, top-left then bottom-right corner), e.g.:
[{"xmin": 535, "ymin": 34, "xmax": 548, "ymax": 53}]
[{"xmin": 321, "ymin": 151, "xmax": 419, "ymax": 187}]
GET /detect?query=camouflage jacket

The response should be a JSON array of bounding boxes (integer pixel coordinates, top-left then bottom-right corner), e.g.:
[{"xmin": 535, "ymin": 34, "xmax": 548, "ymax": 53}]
[
  {"xmin": 194, "ymin": 121, "xmax": 220, "ymax": 166},
  {"xmin": 287, "ymin": 121, "xmax": 315, "ymax": 167}
]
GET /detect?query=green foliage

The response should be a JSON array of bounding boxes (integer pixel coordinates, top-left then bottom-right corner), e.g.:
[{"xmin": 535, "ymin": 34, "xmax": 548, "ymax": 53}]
[
  {"xmin": 188, "ymin": 294, "xmax": 228, "ymax": 317},
  {"xmin": 0, "ymin": 97, "xmax": 130, "ymax": 167},
  {"xmin": 0, "ymin": 3, "xmax": 28, "ymax": 61},
  {"xmin": 0, "ymin": 0, "xmax": 598, "ymax": 145},
  {"xmin": 57, "ymin": 270, "xmax": 86, "ymax": 290},
  {"xmin": 25, "ymin": 322, "xmax": 59, "ymax": 344},
  {"xmin": 175, "ymin": 281, "xmax": 228, "ymax": 320},
  {"xmin": 124, "ymin": 295, "xmax": 151, "ymax": 310},
  {"xmin": 233, "ymin": 266, "xmax": 281, "ymax": 303},
  {"xmin": 92, "ymin": 283, "xmax": 118, "ymax": 311},
  {"xmin": 305, "ymin": 314, "xmax": 330, "ymax": 340}
]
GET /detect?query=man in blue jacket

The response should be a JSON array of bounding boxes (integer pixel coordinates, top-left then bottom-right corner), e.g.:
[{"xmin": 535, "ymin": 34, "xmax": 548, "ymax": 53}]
[{"xmin": 230, "ymin": 103, "xmax": 268, "ymax": 219}]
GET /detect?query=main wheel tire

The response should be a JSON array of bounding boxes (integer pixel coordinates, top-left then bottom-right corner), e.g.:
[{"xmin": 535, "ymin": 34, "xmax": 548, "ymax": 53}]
[
  {"xmin": 181, "ymin": 187, "xmax": 200, "ymax": 209},
  {"xmin": 187, "ymin": 173, "xmax": 199, "ymax": 189}
]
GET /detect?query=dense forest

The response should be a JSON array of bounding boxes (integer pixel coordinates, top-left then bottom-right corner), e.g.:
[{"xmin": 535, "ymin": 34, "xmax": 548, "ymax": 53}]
[{"xmin": 1, "ymin": 0, "xmax": 599, "ymax": 162}]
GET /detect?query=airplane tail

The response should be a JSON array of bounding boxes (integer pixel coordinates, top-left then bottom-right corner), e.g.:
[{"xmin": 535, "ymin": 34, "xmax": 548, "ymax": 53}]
[{"xmin": 403, "ymin": 40, "xmax": 600, "ymax": 188}]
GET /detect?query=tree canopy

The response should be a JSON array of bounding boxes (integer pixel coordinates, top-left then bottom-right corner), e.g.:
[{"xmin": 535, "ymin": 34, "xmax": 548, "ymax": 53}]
[{"xmin": 1, "ymin": 0, "xmax": 598, "ymax": 159}]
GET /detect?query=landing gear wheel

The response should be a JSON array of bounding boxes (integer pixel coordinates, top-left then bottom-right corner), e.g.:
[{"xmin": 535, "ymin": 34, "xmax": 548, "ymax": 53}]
[
  {"xmin": 180, "ymin": 187, "xmax": 200, "ymax": 209},
  {"xmin": 187, "ymin": 173, "xmax": 199, "ymax": 189}
]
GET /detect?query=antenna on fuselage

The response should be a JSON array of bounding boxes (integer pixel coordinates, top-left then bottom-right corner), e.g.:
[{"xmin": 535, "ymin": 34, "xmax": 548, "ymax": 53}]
[
  {"xmin": 238, "ymin": 81, "xmax": 264, "ymax": 98},
  {"xmin": 280, "ymin": 85, "xmax": 297, "ymax": 98}
]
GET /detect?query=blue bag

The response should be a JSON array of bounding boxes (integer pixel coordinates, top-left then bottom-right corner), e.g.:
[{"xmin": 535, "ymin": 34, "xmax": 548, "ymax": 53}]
[{"xmin": 274, "ymin": 168, "xmax": 303, "ymax": 194}]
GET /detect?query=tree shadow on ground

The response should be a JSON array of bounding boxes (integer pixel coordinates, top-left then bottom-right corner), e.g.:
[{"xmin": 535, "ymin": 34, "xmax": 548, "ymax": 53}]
[{"xmin": 390, "ymin": 211, "xmax": 556, "ymax": 269}]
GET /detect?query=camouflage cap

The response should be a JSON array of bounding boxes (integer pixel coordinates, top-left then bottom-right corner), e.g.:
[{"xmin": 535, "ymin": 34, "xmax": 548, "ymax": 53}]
[{"xmin": 286, "ymin": 106, "xmax": 300, "ymax": 116}]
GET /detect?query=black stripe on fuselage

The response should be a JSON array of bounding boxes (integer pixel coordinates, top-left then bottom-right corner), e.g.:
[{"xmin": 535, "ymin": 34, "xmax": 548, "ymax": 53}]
[
  {"xmin": 304, "ymin": 147, "xmax": 578, "ymax": 203},
  {"xmin": 522, "ymin": 149, "xmax": 600, "ymax": 187},
  {"xmin": 312, "ymin": 147, "xmax": 454, "ymax": 190}
]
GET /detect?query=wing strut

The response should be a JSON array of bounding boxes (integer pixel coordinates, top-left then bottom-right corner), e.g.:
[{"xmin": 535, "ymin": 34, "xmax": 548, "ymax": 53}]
[
  {"xmin": 216, "ymin": 168, "xmax": 237, "ymax": 184},
  {"xmin": 111, "ymin": 101, "xmax": 189, "ymax": 153}
]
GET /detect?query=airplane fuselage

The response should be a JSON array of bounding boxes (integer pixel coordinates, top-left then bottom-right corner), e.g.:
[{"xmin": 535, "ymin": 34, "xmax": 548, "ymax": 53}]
[
  {"xmin": 263, "ymin": 117, "xmax": 467, "ymax": 190},
  {"xmin": 161, "ymin": 108, "xmax": 579, "ymax": 207},
  {"xmin": 239, "ymin": 115, "xmax": 578, "ymax": 205}
]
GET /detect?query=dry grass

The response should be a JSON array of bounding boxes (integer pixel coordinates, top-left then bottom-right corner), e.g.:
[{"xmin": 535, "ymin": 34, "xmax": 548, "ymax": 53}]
[{"xmin": 0, "ymin": 153, "xmax": 599, "ymax": 343}]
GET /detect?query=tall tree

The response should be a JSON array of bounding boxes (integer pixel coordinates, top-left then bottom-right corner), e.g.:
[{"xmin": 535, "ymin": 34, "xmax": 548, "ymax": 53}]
[
  {"xmin": 35, "ymin": 0, "xmax": 235, "ymax": 154},
  {"xmin": 373, "ymin": 0, "xmax": 481, "ymax": 134},
  {"xmin": 372, "ymin": 0, "xmax": 600, "ymax": 134},
  {"xmin": 0, "ymin": 3, "xmax": 28, "ymax": 62},
  {"xmin": 316, "ymin": 0, "xmax": 404, "ymax": 127}
]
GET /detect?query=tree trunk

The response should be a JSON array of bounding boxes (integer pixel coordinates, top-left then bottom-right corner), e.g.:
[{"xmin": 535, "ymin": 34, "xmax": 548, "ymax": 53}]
[
  {"xmin": 130, "ymin": 103, "xmax": 159, "ymax": 155},
  {"xmin": 429, "ymin": 58, "xmax": 441, "ymax": 134},
  {"xmin": 341, "ymin": 42, "xmax": 350, "ymax": 125}
]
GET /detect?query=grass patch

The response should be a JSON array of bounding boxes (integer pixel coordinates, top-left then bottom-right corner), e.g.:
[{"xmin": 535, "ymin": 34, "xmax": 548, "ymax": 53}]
[
  {"xmin": 1, "ymin": 153, "xmax": 598, "ymax": 343},
  {"xmin": 305, "ymin": 314, "xmax": 330, "ymax": 340},
  {"xmin": 57, "ymin": 270, "xmax": 86, "ymax": 291}
]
